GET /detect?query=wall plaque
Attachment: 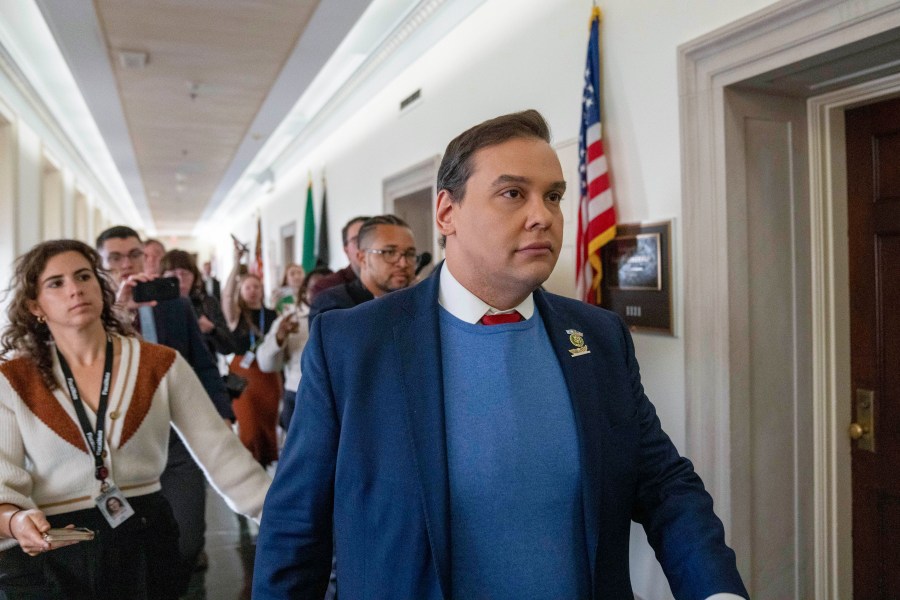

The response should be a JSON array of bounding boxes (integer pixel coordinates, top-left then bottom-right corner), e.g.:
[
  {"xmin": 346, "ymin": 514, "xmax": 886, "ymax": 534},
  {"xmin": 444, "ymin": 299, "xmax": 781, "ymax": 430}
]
[{"xmin": 600, "ymin": 219, "xmax": 673, "ymax": 334}]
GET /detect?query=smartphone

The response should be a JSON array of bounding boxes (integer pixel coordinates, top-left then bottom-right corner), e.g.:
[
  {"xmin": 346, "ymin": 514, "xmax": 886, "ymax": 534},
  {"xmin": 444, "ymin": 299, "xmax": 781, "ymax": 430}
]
[
  {"xmin": 133, "ymin": 277, "xmax": 179, "ymax": 303},
  {"xmin": 42, "ymin": 527, "xmax": 95, "ymax": 542}
]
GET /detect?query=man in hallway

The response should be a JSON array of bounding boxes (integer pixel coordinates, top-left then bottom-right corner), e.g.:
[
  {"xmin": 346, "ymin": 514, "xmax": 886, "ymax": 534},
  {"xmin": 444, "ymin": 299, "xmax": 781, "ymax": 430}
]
[
  {"xmin": 142, "ymin": 238, "xmax": 166, "ymax": 277},
  {"xmin": 308, "ymin": 214, "xmax": 417, "ymax": 322},
  {"xmin": 307, "ymin": 215, "xmax": 369, "ymax": 302},
  {"xmin": 96, "ymin": 225, "xmax": 233, "ymax": 591},
  {"xmin": 202, "ymin": 259, "xmax": 221, "ymax": 300},
  {"xmin": 253, "ymin": 111, "xmax": 748, "ymax": 599}
]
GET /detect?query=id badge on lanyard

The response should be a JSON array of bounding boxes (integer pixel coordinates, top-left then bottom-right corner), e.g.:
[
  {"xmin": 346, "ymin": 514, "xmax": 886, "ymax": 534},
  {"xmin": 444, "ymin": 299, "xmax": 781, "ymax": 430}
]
[
  {"xmin": 57, "ymin": 338, "xmax": 134, "ymax": 528},
  {"xmin": 241, "ymin": 309, "xmax": 266, "ymax": 368}
]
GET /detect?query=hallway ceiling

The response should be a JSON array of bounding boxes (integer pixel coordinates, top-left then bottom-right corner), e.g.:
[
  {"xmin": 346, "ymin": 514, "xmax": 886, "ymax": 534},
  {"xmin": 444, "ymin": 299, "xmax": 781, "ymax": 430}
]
[{"xmin": 35, "ymin": 0, "xmax": 374, "ymax": 235}]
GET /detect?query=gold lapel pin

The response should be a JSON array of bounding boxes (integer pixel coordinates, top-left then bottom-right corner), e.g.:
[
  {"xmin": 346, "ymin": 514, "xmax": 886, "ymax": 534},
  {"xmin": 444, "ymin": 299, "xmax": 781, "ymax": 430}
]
[{"xmin": 565, "ymin": 329, "xmax": 591, "ymax": 357}]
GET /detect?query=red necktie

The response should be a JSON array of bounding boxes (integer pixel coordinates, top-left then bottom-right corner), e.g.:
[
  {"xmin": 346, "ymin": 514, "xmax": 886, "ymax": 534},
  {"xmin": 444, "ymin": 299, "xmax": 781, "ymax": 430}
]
[{"xmin": 480, "ymin": 311, "xmax": 523, "ymax": 325}]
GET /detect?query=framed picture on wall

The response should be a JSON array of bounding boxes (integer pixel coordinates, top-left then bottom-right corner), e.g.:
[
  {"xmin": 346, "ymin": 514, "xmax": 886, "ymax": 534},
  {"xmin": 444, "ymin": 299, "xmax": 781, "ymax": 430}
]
[{"xmin": 600, "ymin": 219, "xmax": 673, "ymax": 335}]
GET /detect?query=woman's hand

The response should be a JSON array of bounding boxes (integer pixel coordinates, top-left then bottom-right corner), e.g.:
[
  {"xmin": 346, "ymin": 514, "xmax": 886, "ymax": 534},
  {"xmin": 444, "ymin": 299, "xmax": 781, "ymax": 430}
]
[
  {"xmin": 9, "ymin": 509, "xmax": 79, "ymax": 555},
  {"xmin": 275, "ymin": 313, "xmax": 299, "ymax": 346}
]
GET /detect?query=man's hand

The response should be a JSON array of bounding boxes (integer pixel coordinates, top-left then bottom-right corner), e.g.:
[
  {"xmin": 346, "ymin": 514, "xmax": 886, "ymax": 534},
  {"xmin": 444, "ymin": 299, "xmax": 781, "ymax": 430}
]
[
  {"xmin": 197, "ymin": 314, "xmax": 216, "ymax": 334},
  {"xmin": 116, "ymin": 273, "xmax": 159, "ymax": 311}
]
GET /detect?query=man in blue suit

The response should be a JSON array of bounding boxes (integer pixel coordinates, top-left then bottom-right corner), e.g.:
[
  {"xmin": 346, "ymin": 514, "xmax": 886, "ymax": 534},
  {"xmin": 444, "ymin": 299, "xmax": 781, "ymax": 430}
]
[{"xmin": 253, "ymin": 110, "xmax": 748, "ymax": 599}]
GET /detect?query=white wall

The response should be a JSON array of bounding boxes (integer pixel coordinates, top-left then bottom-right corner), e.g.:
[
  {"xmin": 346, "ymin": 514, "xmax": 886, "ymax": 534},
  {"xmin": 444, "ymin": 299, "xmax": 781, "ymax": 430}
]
[{"xmin": 213, "ymin": 0, "xmax": 784, "ymax": 597}]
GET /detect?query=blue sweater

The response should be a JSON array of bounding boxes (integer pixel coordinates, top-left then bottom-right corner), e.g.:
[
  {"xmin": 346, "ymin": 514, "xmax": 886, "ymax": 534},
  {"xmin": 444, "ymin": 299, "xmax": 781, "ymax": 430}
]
[{"xmin": 439, "ymin": 307, "xmax": 590, "ymax": 599}]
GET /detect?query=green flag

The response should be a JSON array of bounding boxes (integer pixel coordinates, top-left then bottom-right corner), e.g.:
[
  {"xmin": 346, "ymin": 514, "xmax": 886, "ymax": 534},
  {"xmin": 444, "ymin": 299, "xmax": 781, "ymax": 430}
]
[{"xmin": 302, "ymin": 177, "xmax": 316, "ymax": 273}]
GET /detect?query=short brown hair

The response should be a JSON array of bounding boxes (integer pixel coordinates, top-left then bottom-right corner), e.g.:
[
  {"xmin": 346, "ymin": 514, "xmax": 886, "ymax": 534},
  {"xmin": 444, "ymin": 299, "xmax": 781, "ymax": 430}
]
[
  {"xmin": 160, "ymin": 249, "xmax": 203, "ymax": 297},
  {"xmin": 436, "ymin": 109, "xmax": 551, "ymax": 202},
  {"xmin": 0, "ymin": 239, "xmax": 132, "ymax": 389}
]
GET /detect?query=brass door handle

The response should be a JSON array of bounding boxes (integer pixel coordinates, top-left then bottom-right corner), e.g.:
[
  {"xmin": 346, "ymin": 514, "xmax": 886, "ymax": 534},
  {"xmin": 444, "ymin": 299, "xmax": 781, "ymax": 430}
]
[{"xmin": 851, "ymin": 389, "xmax": 875, "ymax": 452}]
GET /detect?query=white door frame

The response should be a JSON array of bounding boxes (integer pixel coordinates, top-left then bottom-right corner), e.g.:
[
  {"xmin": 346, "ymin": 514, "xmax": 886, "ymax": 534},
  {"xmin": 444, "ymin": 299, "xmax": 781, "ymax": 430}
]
[{"xmin": 679, "ymin": 1, "xmax": 900, "ymax": 598}]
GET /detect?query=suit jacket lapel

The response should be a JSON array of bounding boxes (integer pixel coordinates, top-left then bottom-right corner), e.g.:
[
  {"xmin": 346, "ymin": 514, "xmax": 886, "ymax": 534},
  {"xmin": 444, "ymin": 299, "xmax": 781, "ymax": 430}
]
[
  {"xmin": 534, "ymin": 290, "xmax": 605, "ymax": 585},
  {"xmin": 394, "ymin": 268, "xmax": 452, "ymax": 598}
]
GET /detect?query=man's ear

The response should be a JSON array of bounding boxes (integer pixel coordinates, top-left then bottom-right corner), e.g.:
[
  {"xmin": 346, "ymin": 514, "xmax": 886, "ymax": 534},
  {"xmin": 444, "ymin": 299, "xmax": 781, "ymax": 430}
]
[{"xmin": 435, "ymin": 189, "xmax": 457, "ymax": 239}]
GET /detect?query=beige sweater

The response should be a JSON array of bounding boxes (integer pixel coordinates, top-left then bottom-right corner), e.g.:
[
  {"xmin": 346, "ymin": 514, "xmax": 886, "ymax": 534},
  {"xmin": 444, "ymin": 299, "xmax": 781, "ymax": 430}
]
[{"xmin": 0, "ymin": 335, "xmax": 271, "ymax": 550}]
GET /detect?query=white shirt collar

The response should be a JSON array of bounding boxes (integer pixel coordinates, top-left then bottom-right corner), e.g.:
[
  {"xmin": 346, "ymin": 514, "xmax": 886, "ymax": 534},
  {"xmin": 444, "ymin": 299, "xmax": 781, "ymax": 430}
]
[{"xmin": 438, "ymin": 263, "xmax": 535, "ymax": 324}]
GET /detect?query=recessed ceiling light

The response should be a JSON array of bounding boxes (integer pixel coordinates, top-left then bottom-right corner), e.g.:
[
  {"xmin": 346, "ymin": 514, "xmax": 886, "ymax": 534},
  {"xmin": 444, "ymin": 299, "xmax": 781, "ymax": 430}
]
[{"xmin": 117, "ymin": 50, "xmax": 148, "ymax": 69}]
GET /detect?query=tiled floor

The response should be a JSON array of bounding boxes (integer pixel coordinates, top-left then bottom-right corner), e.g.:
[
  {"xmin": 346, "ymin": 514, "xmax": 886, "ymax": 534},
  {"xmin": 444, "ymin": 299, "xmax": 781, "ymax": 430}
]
[{"xmin": 180, "ymin": 486, "xmax": 258, "ymax": 600}]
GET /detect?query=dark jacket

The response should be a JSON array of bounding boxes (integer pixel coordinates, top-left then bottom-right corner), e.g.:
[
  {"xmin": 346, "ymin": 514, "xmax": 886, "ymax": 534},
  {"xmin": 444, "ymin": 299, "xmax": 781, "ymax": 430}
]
[{"xmin": 253, "ymin": 265, "xmax": 748, "ymax": 600}]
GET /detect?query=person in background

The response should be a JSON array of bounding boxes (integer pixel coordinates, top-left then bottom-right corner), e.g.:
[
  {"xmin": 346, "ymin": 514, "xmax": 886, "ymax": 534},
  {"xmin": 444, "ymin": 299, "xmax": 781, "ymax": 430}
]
[
  {"xmin": 96, "ymin": 225, "xmax": 233, "ymax": 589},
  {"xmin": 253, "ymin": 110, "xmax": 748, "ymax": 600},
  {"xmin": 221, "ymin": 242, "xmax": 281, "ymax": 467},
  {"xmin": 201, "ymin": 260, "xmax": 221, "ymax": 300},
  {"xmin": 308, "ymin": 215, "xmax": 417, "ymax": 323},
  {"xmin": 307, "ymin": 216, "xmax": 369, "ymax": 303},
  {"xmin": 0, "ymin": 239, "xmax": 270, "ymax": 600},
  {"xmin": 142, "ymin": 238, "xmax": 166, "ymax": 277},
  {"xmin": 161, "ymin": 249, "xmax": 236, "ymax": 357},
  {"xmin": 257, "ymin": 266, "xmax": 331, "ymax": 434},
  {"xmin": 270, "ymin": 263, "xmax": 305, "ymax": 315}
]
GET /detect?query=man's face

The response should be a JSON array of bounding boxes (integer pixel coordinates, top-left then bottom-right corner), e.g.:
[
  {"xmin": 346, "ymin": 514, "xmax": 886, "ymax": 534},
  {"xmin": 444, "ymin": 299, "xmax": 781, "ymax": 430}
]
[
  {"xmin": 436, "ymin": 136, "xmax": 565, "ymax": 307},
  {"xmin": 143, "ymin": 242, "xmax": 165, "ymax": 276},
  {"xmin": 99, "ymin": 236, "xmax": 145, "ymax": 284},
  {"xmin": 358, "ymin": 225, "xmax": 416, "ymax": 297},
  {"xmin": 344, "ymin": 221, "xmax": 364, "ymax": 271}
]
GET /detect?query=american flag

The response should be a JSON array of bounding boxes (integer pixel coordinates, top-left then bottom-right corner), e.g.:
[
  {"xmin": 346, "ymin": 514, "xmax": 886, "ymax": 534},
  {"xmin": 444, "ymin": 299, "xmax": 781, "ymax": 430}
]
[{"xmin": 576, "ymin": 6, "xmax": 616, "ymax": 304}]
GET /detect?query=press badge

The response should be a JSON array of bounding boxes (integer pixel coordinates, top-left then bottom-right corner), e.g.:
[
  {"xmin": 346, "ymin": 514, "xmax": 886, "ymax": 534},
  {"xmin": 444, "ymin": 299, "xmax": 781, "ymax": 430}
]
[
  {"xmin": 95, "ymin": 484, "xmax": 135, "ymax": 528},
  {"xmin": 239, "ymin": 350, "xmax": 255, "ymax": 369}
]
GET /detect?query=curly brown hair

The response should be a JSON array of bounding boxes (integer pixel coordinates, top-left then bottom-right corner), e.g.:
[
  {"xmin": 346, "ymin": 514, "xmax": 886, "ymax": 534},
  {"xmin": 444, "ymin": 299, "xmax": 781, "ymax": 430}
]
[{"xmin": 0, "ymin": 239, "xmax": 133, "ymax": 390}]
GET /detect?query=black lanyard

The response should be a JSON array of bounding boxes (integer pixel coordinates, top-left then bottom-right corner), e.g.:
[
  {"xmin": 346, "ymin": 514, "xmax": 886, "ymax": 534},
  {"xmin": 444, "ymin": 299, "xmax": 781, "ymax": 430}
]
[
  {"xmin": 56, "ymin": 338, "xmax": 114, "ymax": 485},
  {"xmin": 249, "ymin": 309, "xmax": 266, "ymax": 348}
]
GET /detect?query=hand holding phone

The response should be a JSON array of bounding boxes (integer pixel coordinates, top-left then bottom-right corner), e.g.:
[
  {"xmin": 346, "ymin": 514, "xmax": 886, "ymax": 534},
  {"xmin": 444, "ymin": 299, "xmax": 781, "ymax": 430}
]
[{"xmin": 132, "ymin": 277, "xmax": 180, "ymax": 303}]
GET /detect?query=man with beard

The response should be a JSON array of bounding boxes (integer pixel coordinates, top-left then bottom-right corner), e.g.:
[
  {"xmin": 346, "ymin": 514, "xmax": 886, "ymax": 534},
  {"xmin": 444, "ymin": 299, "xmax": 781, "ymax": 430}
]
[{"xmin": 308, "ymin": 215, "xmax": 417, "ymax": 322}]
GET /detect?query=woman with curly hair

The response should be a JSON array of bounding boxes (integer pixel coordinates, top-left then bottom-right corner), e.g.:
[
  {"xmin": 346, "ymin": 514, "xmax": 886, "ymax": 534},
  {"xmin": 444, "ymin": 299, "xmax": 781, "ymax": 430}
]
[{"xmin": 0, "ymin": 239, "xmax": 270, "ymax": 599}]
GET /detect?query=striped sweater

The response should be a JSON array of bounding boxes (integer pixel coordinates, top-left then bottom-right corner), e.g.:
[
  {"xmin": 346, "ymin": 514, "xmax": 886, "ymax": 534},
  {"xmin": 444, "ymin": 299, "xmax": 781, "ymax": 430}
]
[{"xmin": 0, "ymin": 335, "xmax": 270, "ymax": 550}]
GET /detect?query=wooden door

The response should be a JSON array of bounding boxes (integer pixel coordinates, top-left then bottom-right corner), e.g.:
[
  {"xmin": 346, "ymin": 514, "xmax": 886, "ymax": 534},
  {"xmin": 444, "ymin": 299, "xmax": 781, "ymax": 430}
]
[{"xmin": 846, "ymin": 96, "xmax": 900, "ymax": 598}]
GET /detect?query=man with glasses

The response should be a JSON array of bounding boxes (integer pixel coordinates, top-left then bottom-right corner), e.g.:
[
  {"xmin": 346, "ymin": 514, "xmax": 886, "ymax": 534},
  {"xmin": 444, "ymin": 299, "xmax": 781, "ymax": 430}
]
[
  {"xmin": 307, "ymin": 215, "xmax": 370, "ymax": 303},
  {"xmin": 96, "ymin": 225, "xmax": 233, "ymax": 592},
  {"xmin": 308, "ymin": 215, "xmax": 417, "ymax": 323}
]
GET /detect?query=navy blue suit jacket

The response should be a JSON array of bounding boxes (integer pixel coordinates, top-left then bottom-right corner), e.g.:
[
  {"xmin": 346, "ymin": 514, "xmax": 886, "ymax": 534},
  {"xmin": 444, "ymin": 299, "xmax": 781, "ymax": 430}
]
[
  {"xmin": 253, "ymin": 266, "xmax": 747, "ymax": 599},
  {"xmin": 152, "ymin": 297, "xmax": 233, "ymax": 421}
]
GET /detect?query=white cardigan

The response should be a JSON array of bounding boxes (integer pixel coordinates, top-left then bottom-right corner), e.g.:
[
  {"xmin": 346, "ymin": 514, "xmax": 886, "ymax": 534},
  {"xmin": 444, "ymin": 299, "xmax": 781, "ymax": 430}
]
[{"xmin": 0, "ymin": 335, "xmax": 270, "ymax": 549}]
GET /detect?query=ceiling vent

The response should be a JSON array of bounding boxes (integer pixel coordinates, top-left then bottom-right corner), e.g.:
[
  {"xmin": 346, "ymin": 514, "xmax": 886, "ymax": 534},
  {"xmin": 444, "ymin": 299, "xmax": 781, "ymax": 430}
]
[
  {"xmin": 117, "ymin": 50, "xmax": 148, "ymax": 69},
  {"xmin": 400, "ymin": 89, "xmax": 421, "ymax": 112}
]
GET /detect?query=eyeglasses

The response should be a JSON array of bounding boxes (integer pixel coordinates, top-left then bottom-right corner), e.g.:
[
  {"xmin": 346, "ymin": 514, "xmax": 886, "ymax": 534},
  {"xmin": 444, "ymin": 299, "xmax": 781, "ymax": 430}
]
[
  {"xmin": 364, "ymin": 248, "xmax": 418, "ymax": 264},
  {"xmin": 104, "ymin": 249, "xmax": 144, "ymax": 265}
]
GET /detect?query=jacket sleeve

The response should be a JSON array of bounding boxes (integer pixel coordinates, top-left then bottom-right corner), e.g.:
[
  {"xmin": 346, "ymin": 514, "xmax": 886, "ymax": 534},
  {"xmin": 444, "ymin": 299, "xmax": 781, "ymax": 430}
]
[
  {"xmin": 176, "ymin": 298, "xmax": 235, "ymax": 421},
  {"xmin": 201, "ymin": 296, "xmax": 237, "ymax": 356},
  {"xmin": 621, "ymin": 317, "xmax": 748, "ymax": 600},
  {"xmin": 252, "ymin": 315, "xmax": 336, "ymax": 599},
  {"xmin": 255, "ymin": 314, "xmax": 286, "ymax": 374}
]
